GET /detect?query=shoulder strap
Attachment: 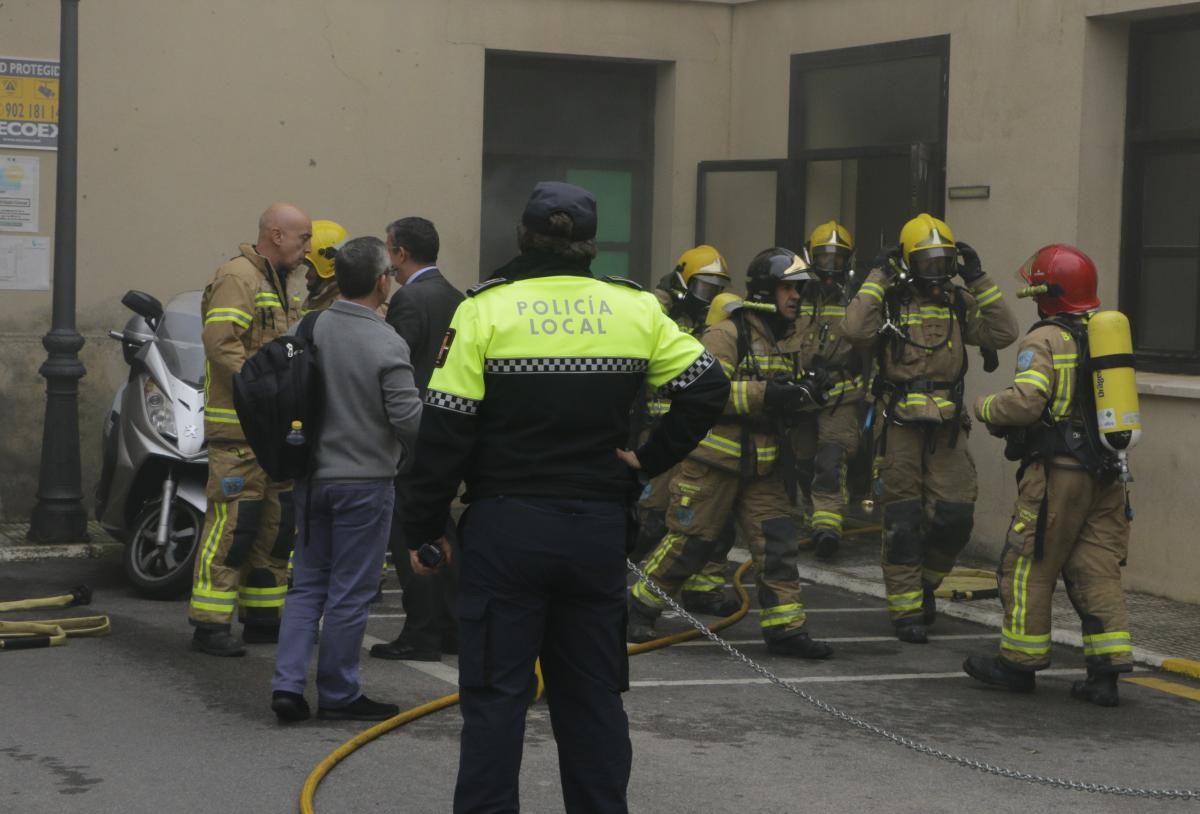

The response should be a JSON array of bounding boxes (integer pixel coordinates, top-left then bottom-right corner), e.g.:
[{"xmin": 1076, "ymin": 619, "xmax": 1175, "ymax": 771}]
[
  {"xmin": 466, "ymin": 277, "xmax": 512, "ymax": 298},
  {"xmin": 602, "ymin": 275, "xmax": 644, "ymax": 291},
  {"xmin": 296, "ymin": 309, "xmax": 322, "ymax": 343}
]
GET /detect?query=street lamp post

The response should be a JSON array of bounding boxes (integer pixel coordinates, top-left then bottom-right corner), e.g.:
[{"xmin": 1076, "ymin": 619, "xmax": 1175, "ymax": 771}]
[{"xmin": 29, "ymin": 0, "xmax": 88, "ymax": 543}]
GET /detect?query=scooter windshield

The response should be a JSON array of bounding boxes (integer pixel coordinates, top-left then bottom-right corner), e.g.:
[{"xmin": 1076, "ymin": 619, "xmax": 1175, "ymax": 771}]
[{"xmin": 157, "ymin": 303, "xmax": 205, "ymax": 387}]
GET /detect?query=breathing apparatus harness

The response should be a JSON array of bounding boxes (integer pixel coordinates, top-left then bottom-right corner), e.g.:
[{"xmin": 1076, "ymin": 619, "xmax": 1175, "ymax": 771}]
[{"xmin": 998, "ymin": 315, "xmax": 1127, "ymax": 560}]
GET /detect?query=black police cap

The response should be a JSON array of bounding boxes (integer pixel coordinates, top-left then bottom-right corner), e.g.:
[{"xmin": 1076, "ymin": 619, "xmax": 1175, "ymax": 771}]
[{"xmin": 521, "ymin": 181, "xmax": 598, "ymax": 242}]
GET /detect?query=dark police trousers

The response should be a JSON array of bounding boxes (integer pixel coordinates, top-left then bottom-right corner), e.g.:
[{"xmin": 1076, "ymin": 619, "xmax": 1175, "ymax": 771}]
[{"xmin": 454, "ymin": 495, "xmax": 632, "ymax": 814}]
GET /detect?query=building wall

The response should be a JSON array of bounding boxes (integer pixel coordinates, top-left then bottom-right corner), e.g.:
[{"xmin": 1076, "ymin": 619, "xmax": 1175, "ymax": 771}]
[
  {"xmin": 0, "ymin": 0, "xmax": 734, "ymax": 521},
  {"xmin": 730, "ymin": 0, "xmax": 1200, "ymax": 602}
]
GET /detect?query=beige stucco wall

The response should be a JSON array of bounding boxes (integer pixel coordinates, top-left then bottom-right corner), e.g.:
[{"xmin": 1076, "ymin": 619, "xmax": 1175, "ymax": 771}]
[
  {"xmin": 730, "ymin": 0, "xmax": 1200, "ymax": 602},
  {"xmin": 0, "ymin": 0, "xmax": 734, "ymax": 520}
]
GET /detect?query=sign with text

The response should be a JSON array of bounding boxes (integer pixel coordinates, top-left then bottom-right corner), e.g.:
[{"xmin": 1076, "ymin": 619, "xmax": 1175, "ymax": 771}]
[{"xmin": 0, "ymin": 57, "xmax": 60, "ymax": 150}]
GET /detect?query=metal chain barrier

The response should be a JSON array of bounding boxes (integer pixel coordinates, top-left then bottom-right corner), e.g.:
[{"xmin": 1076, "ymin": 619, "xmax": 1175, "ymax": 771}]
[{"xmin": 627, "ymin": 560, "xmax": 1200, "ymax": 801}]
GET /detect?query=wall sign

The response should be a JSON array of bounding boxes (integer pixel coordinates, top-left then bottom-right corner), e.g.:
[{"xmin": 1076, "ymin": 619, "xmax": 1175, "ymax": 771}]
[{"xmin": 0, "ymin": 57, "xmax": 60, "ymax": 150}]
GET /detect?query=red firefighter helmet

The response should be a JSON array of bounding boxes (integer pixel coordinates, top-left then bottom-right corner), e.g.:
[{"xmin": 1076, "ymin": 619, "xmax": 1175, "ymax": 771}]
[{"xmin": 1018, "ymin": 244, "xmax": 1100, "ymax": 315}]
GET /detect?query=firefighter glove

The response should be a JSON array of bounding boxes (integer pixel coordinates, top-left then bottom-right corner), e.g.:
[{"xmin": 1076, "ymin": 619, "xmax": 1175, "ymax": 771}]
[
  {"xmin": 873, "ymin": 245, "xmax": 903, "ymax": 281},
  {"xmin": 955, "ymin": 241, "xmax": 985, "ymax": 283}
]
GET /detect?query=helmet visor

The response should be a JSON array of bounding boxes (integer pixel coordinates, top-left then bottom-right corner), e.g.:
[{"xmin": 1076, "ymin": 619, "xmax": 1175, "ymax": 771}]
[
  {"xmin": 688, "ymin": 277, "xmax": 725, "ymax": 304},
  {"xmin": 911, "ymin": 247, "xmax": 956, "ymax": 282},
  {"xmin": 811, "ymin": 246, "xmax": 850, "ymax": 275}
]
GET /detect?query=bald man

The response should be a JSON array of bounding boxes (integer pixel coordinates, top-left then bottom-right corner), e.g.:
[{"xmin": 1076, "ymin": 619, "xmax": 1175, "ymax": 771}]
[{"xmin": 189, "ymin": 204, "xmax": 312, "ymax": 656}]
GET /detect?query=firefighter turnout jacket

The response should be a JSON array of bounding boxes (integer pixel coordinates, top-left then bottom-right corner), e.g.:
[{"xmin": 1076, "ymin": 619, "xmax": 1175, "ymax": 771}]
[
  {"xmin": 843, "ymin": 269, "xmax": 1018, "ymax": 424},
  {"xmin": 789, "ymin": 284, "xmax": 866, "ymax": 405},
  {"xmin": 689, "ymin": 308, "xmax": 810, "ymax": 477},
  {"xmin": 201, "ymin": 244, "xmax": 303, "ymax": 442},
  {"xmin": 401, "ymin": 252, "xmax": 729, "ymax": 546}
]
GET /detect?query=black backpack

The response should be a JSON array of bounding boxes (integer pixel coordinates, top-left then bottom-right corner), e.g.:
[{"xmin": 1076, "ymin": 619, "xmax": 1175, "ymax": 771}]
[{"xmin": 232, "ymin": 311, "xmax": 324, "ymax": 481}]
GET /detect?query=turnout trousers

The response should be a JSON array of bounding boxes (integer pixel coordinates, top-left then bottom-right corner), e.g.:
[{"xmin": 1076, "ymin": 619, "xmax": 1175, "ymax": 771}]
[
  {"xmin": 454, "ymin": 495, "xmax": 631, "ymax": 814},
  {"xmin": 189, "ymin": 443, "xmax": 292, "ymax": 629},
  {"xmin": 877, "ymin": 422, "xmax": 977, "ymax": 623},
  {"xmin": 635, "ymin": 465, "xmax": 736, "ymax": 598},
  {"xmin": 995, "ymin": 460, "xmax": 1132, "ymax": 672},
  {"xmin": 792, "ymin": 405, "xmax": 861, "ymax": 541},
  {"xmin": 631, "ymin": 459, "xmax": 809, "ymax": 641}
]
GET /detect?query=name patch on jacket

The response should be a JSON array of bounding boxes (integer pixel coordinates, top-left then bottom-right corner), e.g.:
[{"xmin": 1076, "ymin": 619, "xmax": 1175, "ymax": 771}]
[
  {"xmin": 516, "ymin": 297, "xmax": 612, "ymax": 336},
  {"xmin": 435, "ymin": 329, "xmax": 456, "ymax": 368}
]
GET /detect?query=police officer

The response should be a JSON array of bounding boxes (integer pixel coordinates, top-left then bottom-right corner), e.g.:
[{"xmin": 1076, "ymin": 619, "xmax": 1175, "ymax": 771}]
[
  {"xmin": 633, "ymin": 245, "xmax": 740, "ymax": 618},
  {"xmin": 189, "ymin": 203, "xmax": 311, "ymax": 656},
  {"xmin": 402, "ymin": 182, "xmax": 728, "ymax": 814},
  {"xmin": 843, "ymin": 214, "xmax": 1018, "ymax": 644},
  {"xmin": 793, "ymin": 221, "xmax": 869, "ymax": 560},
  {"xmin": 964, "ymin": 244, "xmax": 1133, "ymax": 706},
  {"xmin": 299, "ymin": 219, "xmax": 348, "ymax": 314},
  {"xmin": 627, "ymin": 248, "xmax": 835, "ymax": 659}
]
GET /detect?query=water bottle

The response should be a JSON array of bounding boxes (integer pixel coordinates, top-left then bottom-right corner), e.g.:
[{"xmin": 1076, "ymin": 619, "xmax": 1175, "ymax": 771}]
[{"xmin": 285, "ymin": 420, "xmax": 306, "ymax": 447}]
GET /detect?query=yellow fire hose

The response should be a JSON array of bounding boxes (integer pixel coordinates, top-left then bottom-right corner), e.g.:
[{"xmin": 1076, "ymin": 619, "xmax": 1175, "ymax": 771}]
[
  {"xmin": 301, "ymin": 525, "xmax": 898, "ymax": 813},
  {"xmin": 0, "ymin": 584, "xmax": 112, "ymax": 651}
]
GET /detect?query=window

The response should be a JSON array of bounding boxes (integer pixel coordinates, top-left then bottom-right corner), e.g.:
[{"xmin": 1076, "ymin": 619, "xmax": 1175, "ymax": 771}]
[
  {"xmin": 1121, "ymin": 18, "xmax": 1200, "ymax": 373},
  {"xmin": 480, "ymin": 54, "xmax": 655, "ymax": 282}
]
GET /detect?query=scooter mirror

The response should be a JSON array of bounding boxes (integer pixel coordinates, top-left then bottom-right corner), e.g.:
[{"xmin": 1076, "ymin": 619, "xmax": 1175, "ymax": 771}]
[{"xmin": 121, "ymin": 290, "xmax": 164, "ymax": 330}]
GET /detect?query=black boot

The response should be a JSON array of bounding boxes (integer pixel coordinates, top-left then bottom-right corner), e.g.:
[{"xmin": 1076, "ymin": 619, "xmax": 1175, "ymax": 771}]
[
  {"xmin": 271, "ymin": 690, "xmax": 311, "ymax": 723},
  {"xmin": 895, "ymin": 618, "xmax": 929, "ymax": 644},
  {"xmin": 681, "ymin": 589, "xmax": 740, "ymax": 617},
  {"xmin": 191, "ymin": 627, "xmax": 246, "ymax": 657},
  {"xmin": 962, "ymin": 654, "xmax": 1035, "ymax": 692},
  {"xmin": 766, "ymin": 631, "xmax": 834, "ymax": 660},
  {"xmin": 813, "ymin": 531, "xmax": 840, "ymax": 562},
  {"xmin": 1071, "ymin": 669, "xmax": 1120, "ymax": 707},
  {"xmin": 243, "ymin": 624, "xmax": 280, "ymax": 644},
  {"xmin": 922, "ymin": 586, "xmax": 937, "ymax": 626},
  {"xmin": 627, "ymin": 598, "xmax": 660, "ymax": 644}
]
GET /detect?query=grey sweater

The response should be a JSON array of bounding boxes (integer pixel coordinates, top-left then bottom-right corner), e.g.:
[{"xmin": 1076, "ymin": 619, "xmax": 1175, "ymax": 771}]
[{"xmin": 309, "ymin": 300, "xmax": 422, "ymax": 480}]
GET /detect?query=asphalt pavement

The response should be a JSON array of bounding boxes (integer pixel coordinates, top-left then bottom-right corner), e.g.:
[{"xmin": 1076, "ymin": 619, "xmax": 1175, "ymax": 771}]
[{"xmin": 1, "ymin": 554, "xmax": 1198, "ymax": 814}]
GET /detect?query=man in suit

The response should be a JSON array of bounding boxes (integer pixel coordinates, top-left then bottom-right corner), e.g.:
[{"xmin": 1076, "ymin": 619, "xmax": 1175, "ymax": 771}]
[{"xmin": 370, "ymin": 216, "xmax": 466, "ymax": 662}]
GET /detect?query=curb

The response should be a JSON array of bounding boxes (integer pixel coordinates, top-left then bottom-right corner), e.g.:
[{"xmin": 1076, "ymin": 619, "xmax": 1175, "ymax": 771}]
[{"xmin": 0, "ymin": 542, "xmax": 122, "ymax": 562}]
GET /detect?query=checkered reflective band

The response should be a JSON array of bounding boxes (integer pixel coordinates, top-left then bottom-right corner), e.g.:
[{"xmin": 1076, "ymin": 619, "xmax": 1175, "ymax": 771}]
[
  {"xmin": 425, "ymin": 389, "xmax": 480, "ymax": 415},
  {"xmin": 484, "ymin": 357, "xmax": 650, "ymax": 374},
  {"xmin": 662, "ymin": 351, "xmax": 716, "ymax": 393}
]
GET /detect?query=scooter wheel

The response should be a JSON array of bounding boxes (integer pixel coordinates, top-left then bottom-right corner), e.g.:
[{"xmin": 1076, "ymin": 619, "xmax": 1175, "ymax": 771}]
[{"xmin": 124, "ymin": 497, "xmax": 202, "ymax": 600}]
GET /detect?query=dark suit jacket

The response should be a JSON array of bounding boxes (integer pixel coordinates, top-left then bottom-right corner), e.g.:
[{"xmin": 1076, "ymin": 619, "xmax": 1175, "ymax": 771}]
[{"xmin": 385, "ymin": 268, "xmax": 465, "ymax": 396}]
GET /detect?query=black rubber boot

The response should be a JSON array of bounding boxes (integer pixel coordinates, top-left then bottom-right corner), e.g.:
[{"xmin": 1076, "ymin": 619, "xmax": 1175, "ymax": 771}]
[
  {"xmin": 962, "ymin": 654, "xmax": 1036, "ymax": 693},
  {"xmin": 1070, "ymin": 669, "xmax": 1120, "ymax": 707},
  {"xmin": 766, "ymin": 631, "xmax": 834, "ymax": 660},
  {"xmin": 271, "ymin": 690, "xmax": 311, "ymax": 723},
  {"xmin": 681, "ymin": 590, "xmax": 740, "ymax": 618},
  {"xmin": 191, "ymin": 627, "xmax": 247, "ymax": 657},
  {"xmin": 922, "ymin": 586, "xmax": 937, "ymax": 626},
  {"xmin": 242, "ymin": 624, "xmax": 280, "ymax": 644},
  {"xmin": 813, "ymin": 531, "xmax": 840, "ymax": 562},
  {"xmin": 626, "ymin": 598, "xmax": 660, "ymax": 644},
  {"xmin": 895, "ymin": 618, "xmax": 929, "ymax": 644}
]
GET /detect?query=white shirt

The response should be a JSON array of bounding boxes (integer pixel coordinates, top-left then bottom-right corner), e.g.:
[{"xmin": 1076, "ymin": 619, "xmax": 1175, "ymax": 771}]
[{"xmin": 405, "ymin": 266, "xmax": 438, "ymax": 285}]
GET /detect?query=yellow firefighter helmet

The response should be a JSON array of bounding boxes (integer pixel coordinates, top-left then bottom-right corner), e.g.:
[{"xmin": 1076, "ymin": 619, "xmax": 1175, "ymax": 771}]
[{"xmin": 305, "ymin": 219, "xmax": 348, "ymax": 279}]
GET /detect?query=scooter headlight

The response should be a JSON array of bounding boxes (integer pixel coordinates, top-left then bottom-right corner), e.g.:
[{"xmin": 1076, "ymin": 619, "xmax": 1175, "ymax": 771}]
[{"xmin": 144, "ymin": 381, "xmax": 177, "ymax": 439}]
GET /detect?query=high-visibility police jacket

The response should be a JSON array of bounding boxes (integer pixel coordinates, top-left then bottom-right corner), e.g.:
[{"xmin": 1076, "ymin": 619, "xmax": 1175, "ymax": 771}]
[
  {"xmin": 645, "ymin": 303, "xmax": 702, "ymax": 422},
  {"xmin": 688, "ymin": 308, "xmax": 799, "ymax": 477},
  {"xmin": 843, "ymin": 268, "xmax": 1018, "ymax": 423},
  {"xmin": 201, "ymin": 244, "xmax": 303, "ymax": 443},
  {"xmin": 401, "ymin": 253, "xmax": 730, "ymax": 546},
  {"xmin": 786, "ymin": 284, "xmax": 867, "ymax": 406}
]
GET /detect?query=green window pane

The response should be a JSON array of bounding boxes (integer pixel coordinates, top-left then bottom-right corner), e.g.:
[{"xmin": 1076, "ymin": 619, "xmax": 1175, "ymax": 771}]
[
  {"xmin": 590, "ymin": 251, "xmax": 630, "ymax": 279},
  {"xmin": 566, "ymin": 169, "xmax": 632, "ymax": 243}
]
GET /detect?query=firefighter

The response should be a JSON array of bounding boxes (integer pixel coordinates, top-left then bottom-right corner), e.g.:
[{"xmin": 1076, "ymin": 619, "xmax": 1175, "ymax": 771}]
[
  {"xmin": 628, "ymin": 248, "xmax": 835, "ymax": 659},
  {"xmin": 963, "ymin": 244, "xmax": 1134, "ymax": 706},
  {"xmin": 843, "ymin": 214, "xmax": 1018, "ymax": 644},
  {"xmin": 793, "ymin": 221, "xmax": 869, "ymax": 560},
  {"xmin": 188, "ymin": 203, "xmax": 311, "ymax": 657},
  {"xmin": 299, "ymin": 219, "xmax": 348, "ymax": 314},
  {"xmin": 400, "ymin": 181, "xmax": 729, "ymax": 812},
  {"xmin": 633, "ymin": 245, "xmax": 740, "ymax": 618}
]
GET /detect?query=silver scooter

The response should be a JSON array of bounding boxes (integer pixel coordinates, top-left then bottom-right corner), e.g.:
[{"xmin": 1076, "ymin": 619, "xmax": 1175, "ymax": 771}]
[{"xmin": 95, "ymin": 290, "xmax": 207, "ymax": 598}]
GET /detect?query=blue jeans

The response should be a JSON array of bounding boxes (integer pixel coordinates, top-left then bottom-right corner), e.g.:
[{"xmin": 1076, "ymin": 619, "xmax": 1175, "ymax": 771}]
[{"xmin": 272, "ymin": 479, "xmax": 393, "ymax": 708}]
